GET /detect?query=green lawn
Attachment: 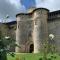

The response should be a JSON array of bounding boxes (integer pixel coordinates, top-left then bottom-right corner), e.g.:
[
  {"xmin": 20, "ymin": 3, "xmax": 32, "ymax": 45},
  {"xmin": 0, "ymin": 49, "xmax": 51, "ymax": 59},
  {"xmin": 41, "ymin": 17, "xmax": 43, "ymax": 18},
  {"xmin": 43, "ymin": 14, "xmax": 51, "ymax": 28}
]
[{"xmin": 7, "ymin": 53, "xmax": 60, "ymax": 60}]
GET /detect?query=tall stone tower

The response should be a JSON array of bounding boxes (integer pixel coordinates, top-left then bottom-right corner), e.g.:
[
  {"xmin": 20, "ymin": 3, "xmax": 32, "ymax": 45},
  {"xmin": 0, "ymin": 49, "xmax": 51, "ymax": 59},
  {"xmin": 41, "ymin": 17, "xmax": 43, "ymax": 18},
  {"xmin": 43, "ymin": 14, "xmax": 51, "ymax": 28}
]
[
  {"xmin": 32, "ymin": 8, "xmax": 49, "ymax": 53},
  {"xmin": 16, "ymin": 8, "xmax": 49, "ymax": 53},
  {"xmin": 15, "ymin": 13, "xmax": 33, "ymax": 53}
]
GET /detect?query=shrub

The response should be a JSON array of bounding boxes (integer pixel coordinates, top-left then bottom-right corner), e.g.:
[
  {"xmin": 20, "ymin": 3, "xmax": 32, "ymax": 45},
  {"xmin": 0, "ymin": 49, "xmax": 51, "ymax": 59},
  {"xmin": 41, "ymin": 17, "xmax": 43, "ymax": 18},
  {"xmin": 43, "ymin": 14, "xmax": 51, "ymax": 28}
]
[
  {"xmin": 10, "ymin": 53, "xmax": 15, "ymax": 57},
  {"xmin": 51, "ymin": 55, "xmax": 53, "ymax": 58},
  {"xmin": 53, "ymin": 56, "xmax": 56, "ymax": 59},
  {"xmin": 39, "ymin": 57, "xmax": 43, "ymax": 60},
  {"xmin": 47, "ymin": 57, "xmax": 52, "ymax": 60}
]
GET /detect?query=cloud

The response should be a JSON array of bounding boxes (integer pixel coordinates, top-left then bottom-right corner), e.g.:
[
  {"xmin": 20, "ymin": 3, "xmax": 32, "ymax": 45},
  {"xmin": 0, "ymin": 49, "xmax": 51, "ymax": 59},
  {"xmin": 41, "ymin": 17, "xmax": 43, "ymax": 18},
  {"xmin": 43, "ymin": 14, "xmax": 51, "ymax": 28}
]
[
  {"xmin": 35, "ymin": 0, "xmax": 60, "ymax": 11},
  {"xmin": 0, "ymin": 0, "xmax": 60, "ymax": 22},
  {"xmin": 8, "ymin": 0, "xmax": 21, "ymax": 9},
  {"xmin": 0, "ymin": 0, "xmax": 26, "ymax": 22}
]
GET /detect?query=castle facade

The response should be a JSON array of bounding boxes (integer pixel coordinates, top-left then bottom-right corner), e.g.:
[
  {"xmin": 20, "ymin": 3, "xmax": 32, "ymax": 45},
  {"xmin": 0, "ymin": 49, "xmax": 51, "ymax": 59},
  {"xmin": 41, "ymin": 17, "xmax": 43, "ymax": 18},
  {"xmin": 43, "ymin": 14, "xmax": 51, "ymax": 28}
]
[
  {"xmin": 15, "ymin": 8, "xmax": 60, "ymax": 53},
  {"xmin": 1, "ymin": 8, "xmax": 60, "ymax": 53}
]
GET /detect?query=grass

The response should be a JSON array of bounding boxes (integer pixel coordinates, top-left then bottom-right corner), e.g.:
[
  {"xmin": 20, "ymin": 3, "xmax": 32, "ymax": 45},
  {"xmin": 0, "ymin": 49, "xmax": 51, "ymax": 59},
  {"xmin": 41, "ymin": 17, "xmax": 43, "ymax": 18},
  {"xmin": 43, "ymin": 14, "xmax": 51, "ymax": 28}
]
[{"xmin": 7, "ymin": 53, "xmax": 60, "ymax": 60}]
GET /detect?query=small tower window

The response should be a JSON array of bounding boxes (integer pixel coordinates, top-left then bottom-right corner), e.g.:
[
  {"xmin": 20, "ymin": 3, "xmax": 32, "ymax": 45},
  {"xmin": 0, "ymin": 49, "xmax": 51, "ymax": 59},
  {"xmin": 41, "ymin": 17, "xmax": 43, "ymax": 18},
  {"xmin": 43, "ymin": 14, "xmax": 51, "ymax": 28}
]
[
  {"xmin": 18, "ymin": 25, "xmax": 19, "ymax": 29},
  {"xmin": 35, "ymin": 20, "xmax": 37, "ymax": 25}
]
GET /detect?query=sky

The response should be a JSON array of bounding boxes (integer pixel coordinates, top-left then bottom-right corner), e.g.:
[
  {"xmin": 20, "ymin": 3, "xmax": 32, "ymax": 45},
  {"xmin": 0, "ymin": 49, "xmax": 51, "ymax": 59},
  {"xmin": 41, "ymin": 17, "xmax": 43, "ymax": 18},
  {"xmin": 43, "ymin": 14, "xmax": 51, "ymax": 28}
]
[
  {"xmin": 0, "ymin": 0, "xmax": 60, "ymax": 22},
  {"xmin": 20, "ymin": 0, "xmax": 36, "ymax": 9}
]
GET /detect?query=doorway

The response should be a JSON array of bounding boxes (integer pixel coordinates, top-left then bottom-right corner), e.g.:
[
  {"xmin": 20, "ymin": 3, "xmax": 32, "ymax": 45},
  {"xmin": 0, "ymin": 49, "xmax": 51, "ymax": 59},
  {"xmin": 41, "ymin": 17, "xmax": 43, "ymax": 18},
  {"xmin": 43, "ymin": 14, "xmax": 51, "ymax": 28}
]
[{"xmin": 29, "ymin": 44, "xmax": 34, "ymax": 53}]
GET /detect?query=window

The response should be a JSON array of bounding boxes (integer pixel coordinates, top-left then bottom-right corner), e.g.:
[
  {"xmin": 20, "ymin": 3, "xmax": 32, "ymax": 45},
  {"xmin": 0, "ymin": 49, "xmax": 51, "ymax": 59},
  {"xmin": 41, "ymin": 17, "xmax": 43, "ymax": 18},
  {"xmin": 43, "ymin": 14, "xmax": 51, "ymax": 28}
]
[
  {"xmin": 18, "ymin": 25, "xmax": 19, "ymax": 29},
  {"xmin": 35, "ymin": 20, "xmax": 37, "ymax": 25}
]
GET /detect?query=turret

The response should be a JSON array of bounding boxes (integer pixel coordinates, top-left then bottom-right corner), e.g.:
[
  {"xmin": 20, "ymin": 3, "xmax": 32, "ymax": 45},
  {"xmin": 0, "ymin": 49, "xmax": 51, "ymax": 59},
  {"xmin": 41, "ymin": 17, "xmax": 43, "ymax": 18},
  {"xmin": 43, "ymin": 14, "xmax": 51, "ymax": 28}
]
[
  {"xmin": 32, "ymin": 8, "xmax": 49, "ymax": 53},
  {"xmin": 16, "ymin": 13, "xmax": 32, "ymax": 52}
]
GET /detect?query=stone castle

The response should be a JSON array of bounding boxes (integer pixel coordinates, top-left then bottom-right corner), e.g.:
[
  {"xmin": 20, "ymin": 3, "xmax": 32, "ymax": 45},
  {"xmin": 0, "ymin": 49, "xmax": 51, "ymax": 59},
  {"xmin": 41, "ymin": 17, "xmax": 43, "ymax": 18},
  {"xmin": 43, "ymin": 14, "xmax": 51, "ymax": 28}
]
[
  {"xmin": 0, "ymin": 8, "xmax": 60, "ymax": 53},
  {"xmin": 15, "ymin": 8, "xmax": 60, "ymax": 53}
]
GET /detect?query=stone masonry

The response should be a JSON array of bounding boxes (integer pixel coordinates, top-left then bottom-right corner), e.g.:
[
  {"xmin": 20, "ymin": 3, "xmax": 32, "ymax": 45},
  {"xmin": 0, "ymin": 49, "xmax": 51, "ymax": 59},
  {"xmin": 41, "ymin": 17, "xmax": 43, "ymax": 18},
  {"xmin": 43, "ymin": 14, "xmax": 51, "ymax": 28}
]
[
  {"xmin": 16, "ymin": 8, "xmax": 49, "ymax": 53},
  {"xmin": 1, "ymin": 8, "xmax": 60, "ymax": 53}
]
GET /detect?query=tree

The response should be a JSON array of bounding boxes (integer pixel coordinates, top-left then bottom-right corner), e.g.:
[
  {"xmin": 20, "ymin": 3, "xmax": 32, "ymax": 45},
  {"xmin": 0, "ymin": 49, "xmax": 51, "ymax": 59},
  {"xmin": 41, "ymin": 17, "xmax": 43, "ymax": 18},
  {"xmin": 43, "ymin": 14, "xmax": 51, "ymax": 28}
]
[
  {"xmin": 0, "ymin": 30, "xmax": 7, "ymax": 60},
  {"xmin": 0, "ymin": 30, "xmax": 16, "ymax": 60}
]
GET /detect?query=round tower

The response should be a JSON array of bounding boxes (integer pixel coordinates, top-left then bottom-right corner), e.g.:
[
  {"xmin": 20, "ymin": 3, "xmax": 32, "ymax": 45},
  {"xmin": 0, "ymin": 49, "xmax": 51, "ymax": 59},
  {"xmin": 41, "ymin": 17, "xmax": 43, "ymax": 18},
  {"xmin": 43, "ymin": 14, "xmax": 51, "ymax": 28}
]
[
  {"xmin": 16, "ymin": 13, "xmax": 32, "ymax": 53},
  {"xmin": 32, "ymin": 8, "xmax": 49, "ymax": 53}
]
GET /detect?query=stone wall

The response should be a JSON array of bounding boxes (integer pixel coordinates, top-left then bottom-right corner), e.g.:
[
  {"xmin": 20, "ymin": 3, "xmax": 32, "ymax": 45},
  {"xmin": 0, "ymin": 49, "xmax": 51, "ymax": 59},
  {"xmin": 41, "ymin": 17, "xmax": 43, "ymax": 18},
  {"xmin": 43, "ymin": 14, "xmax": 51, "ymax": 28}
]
[
  {"xmin": 1, "ymin": 8, "xmax": 60, "ymax": 53},
  {"xmin": 0, "ymin": 23, "xmax": 16, "ymax": 52},
  {"xmin": 16, "ymin": 14, "xmax": 33, "ymax": 52},
  {"xmin": 16, "ymin": 8, "xmax": 49, "ymax": 53},
  {"xmin": 32, "ymin": 8, "xmax": 49, "ymax": 53},
  {"xmin": 48, "ymin": 18, "xmax": 60, "ymax": 52}
]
